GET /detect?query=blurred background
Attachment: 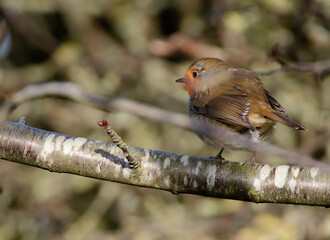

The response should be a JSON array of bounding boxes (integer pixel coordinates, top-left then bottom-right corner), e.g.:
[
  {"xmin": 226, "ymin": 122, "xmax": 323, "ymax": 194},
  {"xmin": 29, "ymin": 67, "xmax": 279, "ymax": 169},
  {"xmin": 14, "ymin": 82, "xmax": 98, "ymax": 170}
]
[{"xmin": 0, "ymin": 0, "xmax": 330, "ymax": 239}]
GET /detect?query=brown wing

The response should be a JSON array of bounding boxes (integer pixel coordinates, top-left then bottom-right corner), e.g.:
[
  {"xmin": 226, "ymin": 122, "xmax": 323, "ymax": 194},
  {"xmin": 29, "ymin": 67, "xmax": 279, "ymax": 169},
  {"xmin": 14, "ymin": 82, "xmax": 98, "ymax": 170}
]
[
  {"xmin": 190, "ymin": 88, "xmax": 256, "ymax": 130},
  {"xmin": 265, "ymin": 90, "xmax": 307, "ymax": 130}
]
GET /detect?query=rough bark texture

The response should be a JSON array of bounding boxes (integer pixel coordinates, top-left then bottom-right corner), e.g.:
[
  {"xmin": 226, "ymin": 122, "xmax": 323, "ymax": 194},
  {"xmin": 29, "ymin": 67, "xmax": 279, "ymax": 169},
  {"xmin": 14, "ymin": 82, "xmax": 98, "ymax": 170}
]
[{"xmin": 0, "ymin": 121, "xmax": 329, "ymax": 207}]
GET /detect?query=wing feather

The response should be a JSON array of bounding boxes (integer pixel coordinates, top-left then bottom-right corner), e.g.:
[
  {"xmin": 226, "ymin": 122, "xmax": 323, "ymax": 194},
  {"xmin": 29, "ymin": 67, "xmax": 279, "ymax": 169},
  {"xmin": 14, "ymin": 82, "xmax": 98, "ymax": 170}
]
[{"xmin": 190, "ymin": 88, "xmax": 255, "ymax": 130}]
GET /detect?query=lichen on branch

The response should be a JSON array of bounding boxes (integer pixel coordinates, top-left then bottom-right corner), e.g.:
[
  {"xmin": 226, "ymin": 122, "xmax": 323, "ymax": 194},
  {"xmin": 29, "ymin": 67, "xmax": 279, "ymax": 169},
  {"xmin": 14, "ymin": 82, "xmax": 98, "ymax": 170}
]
[{"xmin": 0, "ymin": 121, "xmax": 329, "ymax": 207}]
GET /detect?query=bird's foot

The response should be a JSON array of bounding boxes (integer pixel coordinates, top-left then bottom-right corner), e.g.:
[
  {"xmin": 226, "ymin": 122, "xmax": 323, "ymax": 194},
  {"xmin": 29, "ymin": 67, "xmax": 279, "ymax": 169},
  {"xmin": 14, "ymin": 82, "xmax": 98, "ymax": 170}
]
[
  {"xmin": 209, "ymin": 148, "xmax": 225, "ymax": 165},
  {"xmin": 243, "ymin": 152, "xmax": 257, "ymax": 165},
  {"xmin": 250, "ymin": 153, "xmax": 256, "ymax": 163},
  {"xmin": 209, "ymin": 154, "xmax": 225, "ymax": 165}
]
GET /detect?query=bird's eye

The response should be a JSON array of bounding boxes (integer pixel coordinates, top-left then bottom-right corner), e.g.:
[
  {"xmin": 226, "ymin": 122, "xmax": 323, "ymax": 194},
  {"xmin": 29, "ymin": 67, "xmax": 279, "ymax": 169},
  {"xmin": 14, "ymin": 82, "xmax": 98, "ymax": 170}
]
[{"xmin": 192, "ymin": 71, "xmax": 198, "ymax": 78}]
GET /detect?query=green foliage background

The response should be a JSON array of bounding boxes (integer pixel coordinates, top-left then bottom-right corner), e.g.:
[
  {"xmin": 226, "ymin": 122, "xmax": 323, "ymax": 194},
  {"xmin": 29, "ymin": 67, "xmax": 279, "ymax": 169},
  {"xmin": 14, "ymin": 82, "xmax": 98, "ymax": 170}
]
[{"xmin": 0, "ymin": 0, "xmax": 329, "ymax": 239}]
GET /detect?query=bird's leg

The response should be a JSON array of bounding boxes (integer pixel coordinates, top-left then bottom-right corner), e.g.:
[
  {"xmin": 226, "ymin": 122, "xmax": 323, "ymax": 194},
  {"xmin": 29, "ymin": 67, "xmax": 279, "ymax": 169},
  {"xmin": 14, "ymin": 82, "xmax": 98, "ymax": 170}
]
[
  {"xmin": 248, "ymin": 152, "xmax": 256, "ymax": 163},
  {"xmin": 215, "ymin": 148, "xmax": 224, "ymax": 160},
  {"xmin": 241, "ymin": 152, "xmax": 257, "ymax": 165},
  {"xmin": 250, "ymin": 152, "xmax": 256, "ymax": 162},
  {"xmin": 209, "ymin": 148, "xmax": 225, "ymax": 164}
]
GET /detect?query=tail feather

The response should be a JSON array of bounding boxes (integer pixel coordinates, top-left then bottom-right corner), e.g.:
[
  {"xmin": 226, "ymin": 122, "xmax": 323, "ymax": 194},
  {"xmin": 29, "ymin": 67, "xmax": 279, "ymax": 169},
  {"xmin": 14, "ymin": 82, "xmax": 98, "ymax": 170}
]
[
  {"xmin": 265, "ymin": 90, "xmax": 307, "ymax": 131},
  {"xmin": 273, "ymin": 112, "xmax": 307, "ymax": 131}
]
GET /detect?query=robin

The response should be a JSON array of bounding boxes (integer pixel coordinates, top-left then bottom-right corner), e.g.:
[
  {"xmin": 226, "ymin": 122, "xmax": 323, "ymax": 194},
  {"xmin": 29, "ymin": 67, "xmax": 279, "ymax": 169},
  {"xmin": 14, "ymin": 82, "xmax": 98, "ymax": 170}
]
[{"xmin": 176, "ymin": 57, "xmax": 306, "ymax": 161}]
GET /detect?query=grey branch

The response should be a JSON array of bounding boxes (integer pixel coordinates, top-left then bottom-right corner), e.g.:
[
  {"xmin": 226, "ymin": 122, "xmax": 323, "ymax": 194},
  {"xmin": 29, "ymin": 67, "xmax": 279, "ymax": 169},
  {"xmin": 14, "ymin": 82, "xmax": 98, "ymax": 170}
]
[
  {"xmin": 0, "ymin": 81, "xmax": 190, "ymax": 130},
  {"xmin": 258, "ymin": 60, "xmax": 330, "ymax": 80},
  {"xmin": 258, "ymin": 45, "xmax": 330, "ymax": 80},
  {"xmin": 0, "ymin": 121, "xmax": 329, "ymax": 207}
]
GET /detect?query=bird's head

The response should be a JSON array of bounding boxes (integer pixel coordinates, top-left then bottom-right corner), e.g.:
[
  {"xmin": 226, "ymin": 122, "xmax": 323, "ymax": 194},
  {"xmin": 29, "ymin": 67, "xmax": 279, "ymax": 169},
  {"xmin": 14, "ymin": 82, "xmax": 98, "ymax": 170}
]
[{"xmin": 176, "ymin": 58, "xmax": 230, "ymax": 95}]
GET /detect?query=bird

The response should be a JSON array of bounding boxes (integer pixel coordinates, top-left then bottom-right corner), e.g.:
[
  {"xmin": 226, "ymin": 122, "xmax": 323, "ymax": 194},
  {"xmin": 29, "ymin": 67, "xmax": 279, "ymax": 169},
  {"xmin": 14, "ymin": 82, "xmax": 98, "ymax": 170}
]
[{"xmin": 175, "ymin": 57, "xmax": 306, "ymax": 161}]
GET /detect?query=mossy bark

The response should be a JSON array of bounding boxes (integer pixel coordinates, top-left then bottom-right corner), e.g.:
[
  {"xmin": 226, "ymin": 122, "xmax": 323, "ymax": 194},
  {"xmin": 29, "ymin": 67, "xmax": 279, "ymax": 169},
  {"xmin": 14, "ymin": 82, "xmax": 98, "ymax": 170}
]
[{"xmin": 0, "ymin": 121, "xmax": 329, "ymax": 207}]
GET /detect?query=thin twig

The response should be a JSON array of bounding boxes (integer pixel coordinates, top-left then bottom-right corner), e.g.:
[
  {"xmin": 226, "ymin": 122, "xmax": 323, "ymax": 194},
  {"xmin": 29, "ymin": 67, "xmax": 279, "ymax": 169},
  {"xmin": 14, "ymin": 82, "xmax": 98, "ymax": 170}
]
[
  {"xmin": 2, "ymin": 8, "xmax": 59, "ymax": 54},
  {"xmin": 0, "ymin": 81, "xmax": 190, "ymax": 130},
  {"xmin": 257, "ymin": 68, "xmax": 283, "ymax": 76},
  {"xmin": 148, "ymin": 33, "xmax": 252, "ymax": 65},
  {"xmin": 262, "ymin": 44, "xmax": 330, "ymax": 81},
  {"xmin": 258, "ymin": 61, "xmax": 330, "ymax": 80},
  {"xmin": 98, "ymin": 119, "xmax": 138, "ymax": 169}
]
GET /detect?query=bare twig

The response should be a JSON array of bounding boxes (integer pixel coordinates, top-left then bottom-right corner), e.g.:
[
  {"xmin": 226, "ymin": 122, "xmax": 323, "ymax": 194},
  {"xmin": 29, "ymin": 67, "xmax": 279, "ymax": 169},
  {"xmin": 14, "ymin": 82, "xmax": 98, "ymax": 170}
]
[
  {"xmin": 0, "ymin": 81, "xmax": 191, "ymax": 129},
  {"xmin": 98, "ymin": 119, "xmax": 138, "ymax": 169},
  {"xmin": 257, "ymin": 68, "xmax": 283, "ymax": 76},
  {"xmin": 0, "ymin": 17, "xmax": 9, "ymax": 47},
  {"xmin": 0, "ymin": 17, "xmax": 11, "ymax": 60},
  {"xmin": 258, "ymin": 45, "xmax": 330, "ymax": 81},
  {"xmin": 149, "ymin": 33, "xmax": 251, "ymax": 65},
  {"xmin": 149, "ymin": 33, "xmax": 226, "ymax": 58},
  {"xmin": 2, "ymin": 8, "xmax": 59, "ymax": 54},
  {"xmin": 0, "ymin": 121, "xmax": 329, "ymax": 207}
]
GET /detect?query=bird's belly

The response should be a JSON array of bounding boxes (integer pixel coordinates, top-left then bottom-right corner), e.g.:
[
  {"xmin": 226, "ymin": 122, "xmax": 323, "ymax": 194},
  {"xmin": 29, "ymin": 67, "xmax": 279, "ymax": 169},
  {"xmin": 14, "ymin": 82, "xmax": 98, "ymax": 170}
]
[
  {"xmin": 188, "ymin": 111, "xmax": 274, "ymax": 151},
  {"xmin": 188, "ymin": 112, "xmax": 246, "ymax": 150}
]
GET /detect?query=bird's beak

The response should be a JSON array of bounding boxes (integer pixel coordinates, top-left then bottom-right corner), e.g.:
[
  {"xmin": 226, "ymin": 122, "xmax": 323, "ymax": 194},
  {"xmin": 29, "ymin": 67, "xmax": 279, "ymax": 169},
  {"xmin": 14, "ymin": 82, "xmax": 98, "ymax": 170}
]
[{"xmin": 175, "ymin": 78, "xmax": 185, "ymax": 83}]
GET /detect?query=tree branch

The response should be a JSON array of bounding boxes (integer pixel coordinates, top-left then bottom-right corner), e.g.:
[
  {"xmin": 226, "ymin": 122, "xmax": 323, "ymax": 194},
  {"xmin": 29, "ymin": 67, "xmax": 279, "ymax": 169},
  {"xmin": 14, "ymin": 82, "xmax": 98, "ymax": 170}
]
[
  {"xmin": 0, "ymin": 121, "xmax": 329, "ymax": 207},
  {"xmin": 258, "ymin": 45, "xmax": 330, "ymax": 81},
  {"xmin": 0, "ymin": 81, "xmax": 190, "ymax": 129},
  {"xmin": 148, "ymin": 33, "xmax": 251, "ymax": 65}
]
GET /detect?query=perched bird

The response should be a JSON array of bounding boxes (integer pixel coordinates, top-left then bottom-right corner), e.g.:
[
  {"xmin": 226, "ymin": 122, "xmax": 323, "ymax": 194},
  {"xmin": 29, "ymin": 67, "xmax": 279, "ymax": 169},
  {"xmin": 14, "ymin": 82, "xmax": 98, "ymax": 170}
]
[{"xmin": 176, "ymin": 58, "xmax": 306, "ymax": 161}]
